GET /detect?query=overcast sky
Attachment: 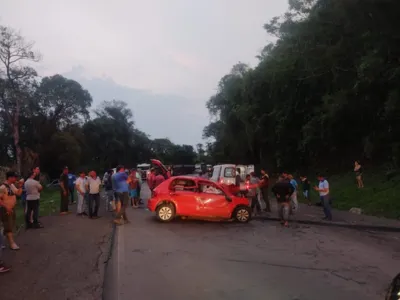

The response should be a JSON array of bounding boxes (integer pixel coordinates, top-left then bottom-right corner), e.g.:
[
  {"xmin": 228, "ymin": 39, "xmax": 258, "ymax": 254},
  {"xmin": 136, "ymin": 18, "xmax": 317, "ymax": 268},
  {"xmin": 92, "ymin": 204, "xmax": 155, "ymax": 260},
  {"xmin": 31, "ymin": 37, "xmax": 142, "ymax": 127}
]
[{"xmin": 1, "ymin": 0, "xmax": 288, "ymax": 146}]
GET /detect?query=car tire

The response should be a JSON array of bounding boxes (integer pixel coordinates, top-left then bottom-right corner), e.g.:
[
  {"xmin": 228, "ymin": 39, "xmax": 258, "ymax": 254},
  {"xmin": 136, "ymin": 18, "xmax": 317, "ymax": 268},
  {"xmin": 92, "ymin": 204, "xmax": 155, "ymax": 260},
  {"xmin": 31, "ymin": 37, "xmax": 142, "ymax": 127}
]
[
  {"xmin": 156, "ymin": 202, "xmax": 176, "ymax": 222},
  {"xmin": 233, "ymin": 206, "xmax": 251, "ymax": 223}
]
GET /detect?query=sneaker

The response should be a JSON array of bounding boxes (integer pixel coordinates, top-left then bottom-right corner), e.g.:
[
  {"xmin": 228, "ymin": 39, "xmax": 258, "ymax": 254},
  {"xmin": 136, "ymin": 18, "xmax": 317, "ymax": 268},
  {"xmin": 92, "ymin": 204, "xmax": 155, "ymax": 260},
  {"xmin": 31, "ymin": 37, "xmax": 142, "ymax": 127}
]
[
  {"xmin": 10, "ymin": 243, "xmax": 20, "ymax": 250},
  {"xmin": 0, "ymin": 262, "xmax": 11, "ymax": 273}
]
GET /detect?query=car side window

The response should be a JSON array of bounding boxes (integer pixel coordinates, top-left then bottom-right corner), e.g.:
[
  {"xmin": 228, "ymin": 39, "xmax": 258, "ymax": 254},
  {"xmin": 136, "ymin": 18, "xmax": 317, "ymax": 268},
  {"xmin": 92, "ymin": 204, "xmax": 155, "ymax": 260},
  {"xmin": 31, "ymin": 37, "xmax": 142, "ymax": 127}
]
[
  {"xmin": 199, "ymin": 182, "xmax": 224, "ymax": 195},
  {"xmin": 170, "ymin": 179, "xmax": 197, "ymax": 192}
]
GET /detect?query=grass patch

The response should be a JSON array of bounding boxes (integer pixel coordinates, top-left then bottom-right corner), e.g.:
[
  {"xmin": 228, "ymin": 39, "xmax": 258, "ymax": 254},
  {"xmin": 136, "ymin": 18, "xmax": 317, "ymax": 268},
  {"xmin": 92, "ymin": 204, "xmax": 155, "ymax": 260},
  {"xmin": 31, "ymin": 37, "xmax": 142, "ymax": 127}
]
[
  {"xmin": 298, "ymin": 167, "xmax": 400, "ymax": 219},
  {"xmin": 15, "ymin": 188, "xmax": 61, "ymax": 227}
]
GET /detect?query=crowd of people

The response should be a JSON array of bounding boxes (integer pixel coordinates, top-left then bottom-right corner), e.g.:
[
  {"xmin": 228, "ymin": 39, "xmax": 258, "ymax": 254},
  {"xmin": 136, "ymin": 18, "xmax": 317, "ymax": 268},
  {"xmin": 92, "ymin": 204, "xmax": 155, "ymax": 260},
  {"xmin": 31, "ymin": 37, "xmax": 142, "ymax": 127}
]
[
  {"xmin": 0, "ymin": 164, "xmax": 169, "ymax": 273},
  {"xmin": 0, "ymin": 160, "xmax": 352, "ymax": 273},
  {"xmin": 240, "ymin": 170, "xmax": 331, "ymax": 227}
]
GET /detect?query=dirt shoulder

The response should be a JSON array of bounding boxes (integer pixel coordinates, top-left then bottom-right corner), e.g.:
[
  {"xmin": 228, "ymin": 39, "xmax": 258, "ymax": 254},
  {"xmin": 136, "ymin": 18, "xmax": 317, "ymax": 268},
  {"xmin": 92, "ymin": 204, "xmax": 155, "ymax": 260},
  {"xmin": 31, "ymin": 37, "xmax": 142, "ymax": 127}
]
[{"xmin": 0, "ymin": 210, "xmax": 114, "ymax": 300}]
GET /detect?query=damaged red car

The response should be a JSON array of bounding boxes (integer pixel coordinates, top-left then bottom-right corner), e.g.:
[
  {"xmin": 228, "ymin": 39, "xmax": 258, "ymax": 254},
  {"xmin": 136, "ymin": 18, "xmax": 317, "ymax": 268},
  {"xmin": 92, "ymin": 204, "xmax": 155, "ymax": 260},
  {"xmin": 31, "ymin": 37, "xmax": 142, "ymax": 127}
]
[{"xmin": 147, "ymin": 176, "xmax": 252, "ymax": 223}]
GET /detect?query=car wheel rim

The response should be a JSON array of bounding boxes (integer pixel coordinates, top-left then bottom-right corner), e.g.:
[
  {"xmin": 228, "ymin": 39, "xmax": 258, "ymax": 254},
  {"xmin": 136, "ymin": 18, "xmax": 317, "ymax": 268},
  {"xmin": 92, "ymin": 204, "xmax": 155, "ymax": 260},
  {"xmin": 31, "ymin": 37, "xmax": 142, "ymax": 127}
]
[
  {"xmin": 237, "ymin": 209, "xmax": 249, "ymax": 222},
  {"xmin": 159, "ymin": 207, "xmax": 172, "ymax": 220}
]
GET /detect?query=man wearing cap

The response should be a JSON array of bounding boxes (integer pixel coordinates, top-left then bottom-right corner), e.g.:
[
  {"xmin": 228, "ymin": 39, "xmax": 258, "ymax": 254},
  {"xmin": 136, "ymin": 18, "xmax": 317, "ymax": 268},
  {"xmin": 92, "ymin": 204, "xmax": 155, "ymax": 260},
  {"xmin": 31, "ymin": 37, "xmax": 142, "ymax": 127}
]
[
  {"xmin": 59, "ymin": 167, "xmax": 70, "ymax": 215},
  {"xmin": 0, "ymin": 171, "xmax": 23, "ymax": 250}
]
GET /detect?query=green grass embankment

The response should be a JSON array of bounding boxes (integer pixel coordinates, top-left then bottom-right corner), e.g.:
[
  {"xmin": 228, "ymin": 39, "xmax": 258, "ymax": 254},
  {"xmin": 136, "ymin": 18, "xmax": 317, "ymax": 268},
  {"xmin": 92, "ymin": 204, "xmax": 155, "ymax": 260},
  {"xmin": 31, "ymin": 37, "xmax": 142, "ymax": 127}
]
[{"xmin": 299, "ymin": 168, "xmax": 400, "ymax": 219}]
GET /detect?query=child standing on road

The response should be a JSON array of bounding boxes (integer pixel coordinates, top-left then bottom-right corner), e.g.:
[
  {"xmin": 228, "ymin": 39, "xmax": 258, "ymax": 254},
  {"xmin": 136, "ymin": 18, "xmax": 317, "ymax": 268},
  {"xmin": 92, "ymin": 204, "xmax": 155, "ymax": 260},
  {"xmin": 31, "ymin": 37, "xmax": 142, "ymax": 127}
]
[{"xmin": 128, "ymin": 169, "xmax": 139, "ymax": 208}]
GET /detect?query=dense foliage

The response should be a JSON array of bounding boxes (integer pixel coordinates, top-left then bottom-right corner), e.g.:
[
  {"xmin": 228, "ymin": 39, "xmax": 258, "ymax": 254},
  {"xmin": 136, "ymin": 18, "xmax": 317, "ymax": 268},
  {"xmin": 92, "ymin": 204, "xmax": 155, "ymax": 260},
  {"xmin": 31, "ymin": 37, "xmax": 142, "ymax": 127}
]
[
  {"xmin": 204, "ymin": 0, "xmax": 400, "ymax": 173},
  {"xmin": 0, "ymin": 26, "xmax": 198, "ymax": 177}
]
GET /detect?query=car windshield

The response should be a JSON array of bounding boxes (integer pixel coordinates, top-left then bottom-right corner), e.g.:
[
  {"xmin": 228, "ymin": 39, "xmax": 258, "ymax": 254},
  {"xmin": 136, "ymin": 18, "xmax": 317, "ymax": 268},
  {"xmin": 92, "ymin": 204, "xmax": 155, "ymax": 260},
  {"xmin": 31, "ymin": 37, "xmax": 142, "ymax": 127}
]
[{"xmin": 224, "ymin": 167, "xmax": 236, "ymax": 178}]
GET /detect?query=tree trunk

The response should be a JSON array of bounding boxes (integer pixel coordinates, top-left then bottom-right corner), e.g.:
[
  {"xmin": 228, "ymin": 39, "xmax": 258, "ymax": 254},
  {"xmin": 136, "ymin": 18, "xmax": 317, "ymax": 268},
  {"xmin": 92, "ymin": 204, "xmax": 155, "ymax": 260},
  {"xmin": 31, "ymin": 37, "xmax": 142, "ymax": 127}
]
[{"xmin": 12, "ymin": 100, "xmax": 21, "ymax": 174}]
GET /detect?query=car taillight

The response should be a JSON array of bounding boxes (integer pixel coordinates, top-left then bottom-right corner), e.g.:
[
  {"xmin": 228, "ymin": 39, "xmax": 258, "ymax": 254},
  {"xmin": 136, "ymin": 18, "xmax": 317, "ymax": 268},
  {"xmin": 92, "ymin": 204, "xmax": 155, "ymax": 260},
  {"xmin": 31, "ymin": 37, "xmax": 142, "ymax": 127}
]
[
  {"xmin": 152, "ymin": 190, "xmax": 157, "ymax": 198},
  {"xmin": 219, "ymin": 177, "xmax": 224, "ymax": 184},
  {"xmin": 246, "ymin": 180, "xmax": 250, "ymax": 190}
]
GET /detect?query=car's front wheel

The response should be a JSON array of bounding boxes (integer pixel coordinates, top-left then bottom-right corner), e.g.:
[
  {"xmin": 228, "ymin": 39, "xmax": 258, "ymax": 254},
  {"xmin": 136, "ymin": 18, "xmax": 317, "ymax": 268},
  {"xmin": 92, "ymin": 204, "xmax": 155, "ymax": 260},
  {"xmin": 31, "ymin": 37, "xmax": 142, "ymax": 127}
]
[
  {"xmin": 233, "ymin": 206, "xmax": 251, "ymax": 223},
  {"xmin": 156, "ymin": 203, "xmax": 176, "ymax": 222}
]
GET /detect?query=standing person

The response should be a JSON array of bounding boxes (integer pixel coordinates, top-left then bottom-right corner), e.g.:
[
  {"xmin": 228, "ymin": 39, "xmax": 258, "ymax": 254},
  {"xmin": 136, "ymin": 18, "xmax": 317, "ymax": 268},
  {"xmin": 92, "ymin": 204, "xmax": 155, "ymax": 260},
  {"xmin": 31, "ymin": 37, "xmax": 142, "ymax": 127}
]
[
  {"xmin": 354, "ymin": 161, "xmax": 364, "ymax": 188},
  {"xmin": 59, "ymin": 167, "xmax": 70, "ymax": 215},
  {"xmin": 0, "ymin": 179, "xmax": 12, "ymax": 272},
  {"xmin": 113, "ymin": 165, "xmax": 130, "ymax": 225},
  {"xmin": 259, "ymin": 169, "xmax": 271, "ymax": 212},
  {"xmin": 103, "ymin": 169, "xmax": 115, "ymax": 212},
  {"xmin": 247, "ymin": 174, "xmax": 261, "ymax": 216},
  {"xmin": 68, "ymin": 172, "xmax": 77, "ymax": 204},
  {"xmin": 75, "ymin": 171, "xmax": 88, "ymax": 216},
  {"xmin": 0, "ymin": 219, "xmax": 11, "ymax": 272},
  {"xmin": 300, "ymin": 175, "xmax": 311, "ymax": 206},
  {"xmin": 24, "ymin": 170, "xmax": 43, "ymax": 229},
  {"xmin": 154, "ymin": 169, "xmax": 165, "ymax": 188},
  {"xmin": 86, "ymin": 171, "xmax": 101, "ymax": 219},
  {"xmin": 135, "ymin": 170, "xmax": 143, "ymax": 205},
  {"xmin": 314, "ymin": 174, "xmax": 332, "ymax": 221},
  {"xmin": 288, "ymin": 174, "xmax": 298, "ymax": 213},
  {"xmin": 128, "ymin": 169, "xmax": 139, "ymax": 208},
  {"xmin": 0, "ymin": 172, "xmax": 23, "ymax": 250},
  {"xmin": 167, "ymin": 166, "xmax": 172, "ymax": 178},
  {"xmin": 148, "ymin": 168, "xmax": 156, "ymax": 192},
  {"xmin": 272, "ymin": 175, "xmax": 295, "ymax": 227}
]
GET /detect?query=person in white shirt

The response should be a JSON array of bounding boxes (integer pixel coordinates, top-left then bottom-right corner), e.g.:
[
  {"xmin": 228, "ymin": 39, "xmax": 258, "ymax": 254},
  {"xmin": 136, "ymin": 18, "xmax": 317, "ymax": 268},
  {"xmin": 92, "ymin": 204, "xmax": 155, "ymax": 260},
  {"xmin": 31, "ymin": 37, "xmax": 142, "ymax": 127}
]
[
  {"xmin": 75, "ymin": 171, "xmax": 88, "ymax": 216},
  {"xmin": 314, "ymin": 174, "xmax": 332, "ymax": 221},
  {"xmin": 85, "ymin": 171, "xmax": 101, "ymax": 219},
  {"xmin": 24, "ymin": 170, "xmax": 43, "ymax": 228}
]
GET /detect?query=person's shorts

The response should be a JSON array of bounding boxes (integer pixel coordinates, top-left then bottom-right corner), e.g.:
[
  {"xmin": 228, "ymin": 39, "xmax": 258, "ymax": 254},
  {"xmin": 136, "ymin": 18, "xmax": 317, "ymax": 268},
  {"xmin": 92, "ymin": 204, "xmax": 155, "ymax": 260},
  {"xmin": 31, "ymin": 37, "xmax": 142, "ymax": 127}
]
[
  {"xmin": 1, "ymin": 207, "xmax": 16, "ymax": 233},
  {"xmin": 303, "ymin": 190, "xmax": 309, "ymax": 199},
  {"xmin": 129, "ymin": 189, "xmax": 137, "ymax": 198},
  {"xmin": 116, "ymin": 192, "xmax": 129, "ymax": 205}
]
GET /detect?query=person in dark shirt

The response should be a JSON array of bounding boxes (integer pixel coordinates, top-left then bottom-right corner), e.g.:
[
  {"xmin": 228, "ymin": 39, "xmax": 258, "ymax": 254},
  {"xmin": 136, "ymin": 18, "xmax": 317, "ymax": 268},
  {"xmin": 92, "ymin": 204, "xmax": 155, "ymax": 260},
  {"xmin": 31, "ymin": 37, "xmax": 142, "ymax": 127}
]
[
  {"xmin": 300, "ymin": 175, "xmax": 311, "ymax": 205},
  {"xmin": 260, "ymin": 169, "xmax": 271, "ymax": 212},
  {"xmin": 59, "ymin": 166, "xmax": 70, "ymax": 215},
  {"xmin": 272, "ymin": 175, "xmax": 294, "ymax": 227},
  {"xmin": 235, "ymin": 168, "xmax": 241, "ymax": 187}
]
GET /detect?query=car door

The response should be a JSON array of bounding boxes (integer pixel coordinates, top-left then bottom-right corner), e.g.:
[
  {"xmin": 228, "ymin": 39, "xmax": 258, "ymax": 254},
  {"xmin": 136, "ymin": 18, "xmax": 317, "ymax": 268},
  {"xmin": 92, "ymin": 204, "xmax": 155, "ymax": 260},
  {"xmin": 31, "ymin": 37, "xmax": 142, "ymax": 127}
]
[
  {"xmin": 169, "ymin": 178, "xmax": 202, "ymax": 216},
  {"xmin": 197, "ymin": 181, "xmax": 231, "ymax": 218}
]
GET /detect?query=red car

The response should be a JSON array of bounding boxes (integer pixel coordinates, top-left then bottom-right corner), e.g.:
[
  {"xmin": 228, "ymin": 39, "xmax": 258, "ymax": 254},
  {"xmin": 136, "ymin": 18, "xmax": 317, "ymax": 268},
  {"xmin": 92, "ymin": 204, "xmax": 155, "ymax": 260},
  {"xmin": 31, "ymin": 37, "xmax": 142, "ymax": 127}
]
[{"xmin": 147, "ymin": 176, "xmax": 252, "ymax": 223}]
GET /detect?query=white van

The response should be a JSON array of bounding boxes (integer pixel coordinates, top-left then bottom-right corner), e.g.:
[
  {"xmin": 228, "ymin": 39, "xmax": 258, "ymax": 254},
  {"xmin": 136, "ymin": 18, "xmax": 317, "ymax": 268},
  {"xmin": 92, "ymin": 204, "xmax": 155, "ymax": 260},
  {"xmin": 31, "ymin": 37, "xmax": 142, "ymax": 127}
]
[
  {"xmin": 210, "ymin": 164, "xmax": 236, "ymax": 185},
  {"xmin": 211, "ymin": 164, "xmax": 254, "ymax": 186}
]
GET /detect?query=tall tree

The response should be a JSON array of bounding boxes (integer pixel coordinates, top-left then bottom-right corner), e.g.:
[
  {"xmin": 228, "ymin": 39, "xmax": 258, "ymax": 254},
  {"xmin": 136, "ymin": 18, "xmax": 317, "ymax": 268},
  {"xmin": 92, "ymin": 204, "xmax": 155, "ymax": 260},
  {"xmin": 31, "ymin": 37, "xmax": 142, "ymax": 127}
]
[{"xmin": 0, "ymin": 26, "xmax": 40, "ymax": 173}]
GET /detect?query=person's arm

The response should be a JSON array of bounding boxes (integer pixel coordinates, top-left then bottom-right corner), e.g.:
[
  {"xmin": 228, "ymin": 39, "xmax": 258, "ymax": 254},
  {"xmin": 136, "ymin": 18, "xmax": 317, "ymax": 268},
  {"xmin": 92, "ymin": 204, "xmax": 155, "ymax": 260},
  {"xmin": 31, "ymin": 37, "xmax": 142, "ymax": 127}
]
[
  {"xmin": 11, "ymin": 183, "xmax": 23, "ymax": 196},
  {"xmin": 37, "ymin": 181, "xmax": 43, "ymax": 192}
]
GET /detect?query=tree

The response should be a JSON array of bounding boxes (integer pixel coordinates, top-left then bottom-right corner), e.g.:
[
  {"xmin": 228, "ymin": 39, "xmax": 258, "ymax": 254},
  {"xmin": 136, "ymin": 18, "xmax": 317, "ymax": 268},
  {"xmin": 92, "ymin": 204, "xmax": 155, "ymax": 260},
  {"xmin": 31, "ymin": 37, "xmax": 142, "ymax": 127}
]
[
  {"xmin": 204, "ymin": 0, "xmax": 400, "ymax": 172},
  {"xmin": 0, "ymin": 26, "xmax": 40, "ymax": 173}
]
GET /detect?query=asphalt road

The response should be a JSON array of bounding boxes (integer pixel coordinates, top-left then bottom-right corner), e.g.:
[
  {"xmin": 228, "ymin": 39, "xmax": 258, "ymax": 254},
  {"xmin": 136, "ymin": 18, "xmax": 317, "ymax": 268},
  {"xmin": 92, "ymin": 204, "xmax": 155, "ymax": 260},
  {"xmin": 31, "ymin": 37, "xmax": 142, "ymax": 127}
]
[{"xmin": 104, "ymin": 183, "xmax": 400, "ymax": 300}]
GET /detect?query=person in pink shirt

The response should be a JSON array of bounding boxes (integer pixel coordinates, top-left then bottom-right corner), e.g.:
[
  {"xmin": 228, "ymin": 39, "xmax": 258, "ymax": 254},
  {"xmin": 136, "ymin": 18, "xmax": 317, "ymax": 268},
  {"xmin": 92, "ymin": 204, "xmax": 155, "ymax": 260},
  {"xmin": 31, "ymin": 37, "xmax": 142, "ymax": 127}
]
[
  {"xmin": 148, "ymin": 168, "xmax": 156, "ymax": 191},
  {"xmin": 154, "ymin": 169, "xmax": 165, "ymax": 188}
]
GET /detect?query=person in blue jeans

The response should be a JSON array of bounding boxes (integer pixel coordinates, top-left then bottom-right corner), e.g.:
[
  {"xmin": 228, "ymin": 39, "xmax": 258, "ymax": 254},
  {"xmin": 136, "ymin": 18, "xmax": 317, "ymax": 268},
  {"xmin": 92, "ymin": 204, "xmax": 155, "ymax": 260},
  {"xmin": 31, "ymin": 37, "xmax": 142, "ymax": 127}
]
[{"xmin": 314, "ymin": 174, "xmax": 332, "ymax": 221}]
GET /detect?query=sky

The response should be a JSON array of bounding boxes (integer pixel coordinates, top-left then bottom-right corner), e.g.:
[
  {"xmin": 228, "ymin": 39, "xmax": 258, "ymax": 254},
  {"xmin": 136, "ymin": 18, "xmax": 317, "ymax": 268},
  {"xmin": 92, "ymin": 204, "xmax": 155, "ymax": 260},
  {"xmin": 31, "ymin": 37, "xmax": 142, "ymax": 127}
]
[{"xmin": 1, "ymin": 0, "xmax": 288, "ymax": 146}]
